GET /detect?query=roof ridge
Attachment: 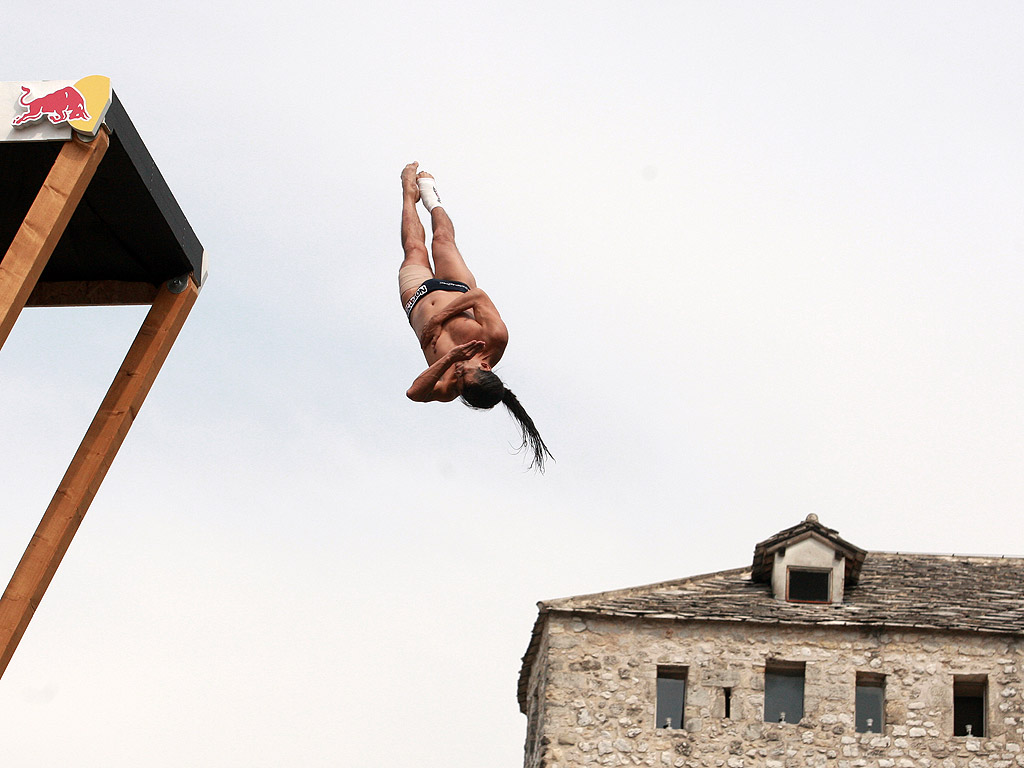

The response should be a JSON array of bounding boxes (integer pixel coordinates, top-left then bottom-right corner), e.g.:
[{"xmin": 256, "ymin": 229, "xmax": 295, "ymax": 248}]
[{"xmin": 871, "ymin": 550, "xmax": 1024, "ymax": 560}]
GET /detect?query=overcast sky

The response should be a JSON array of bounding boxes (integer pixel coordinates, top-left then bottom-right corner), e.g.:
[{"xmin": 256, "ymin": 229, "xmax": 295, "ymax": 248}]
[{"xmin": 2, "ymin": 2, "xmax": 1022, "ymax": 765}]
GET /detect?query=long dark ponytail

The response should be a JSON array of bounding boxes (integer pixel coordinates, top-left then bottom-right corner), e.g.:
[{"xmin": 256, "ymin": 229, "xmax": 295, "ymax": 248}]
[{"xmin": 461, "ymin": 370, "xmax": 553, "ymax": 472}]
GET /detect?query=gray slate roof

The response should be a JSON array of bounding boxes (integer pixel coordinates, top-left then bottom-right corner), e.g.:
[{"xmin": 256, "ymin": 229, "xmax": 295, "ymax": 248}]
[
  {"xmin": 518, "ymin": 551, "xmax": 1024, "ymax": 712},
  {"xmin": 543, "ymin": 552, "xmax": 1024, "ymax": 633}
]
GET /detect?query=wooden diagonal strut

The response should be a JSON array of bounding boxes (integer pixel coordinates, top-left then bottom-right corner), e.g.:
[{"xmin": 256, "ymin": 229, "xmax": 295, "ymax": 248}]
[
  {"xmin": 0, "ymin": 131, "xmax": 110, "ymax": 350},
  {"xmin": 0, "ymin": 277, "xmax": 199, "ymax": 679}
]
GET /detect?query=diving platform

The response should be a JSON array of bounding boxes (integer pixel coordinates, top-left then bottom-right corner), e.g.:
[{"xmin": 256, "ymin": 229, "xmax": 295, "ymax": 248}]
[{"xmin": 0, "ymin": 77, "xmax": 205, "ymax": 677}]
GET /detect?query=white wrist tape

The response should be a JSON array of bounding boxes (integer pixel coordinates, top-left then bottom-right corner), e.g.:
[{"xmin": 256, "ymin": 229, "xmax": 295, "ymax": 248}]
[{"xmin": 417, "ymin": 177, "xmax": 443, "ymax": 212}]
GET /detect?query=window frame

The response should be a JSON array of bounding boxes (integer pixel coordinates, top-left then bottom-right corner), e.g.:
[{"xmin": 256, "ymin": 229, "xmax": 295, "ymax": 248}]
[
  {"xmin": 953, "ymin": 675, "xmax": 987, "ymax": 737},
  {"xmin": 855, "ymin": 672, "xmax": 885, "ymax": 733},
  {"xmin": 763, "ymin": 660, "xmax": 805, "ymax": 724},
  {"xmin": 785, "ymin": 566, "xmax": 832, "ymax": 603},
  {"xmin": 655, "ymin": 665, "xmax": 688, "ymax": 730}
]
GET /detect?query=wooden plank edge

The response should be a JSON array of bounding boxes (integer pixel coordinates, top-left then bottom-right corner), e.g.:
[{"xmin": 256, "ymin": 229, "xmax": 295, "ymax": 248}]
[{"xmin": 26, "ymin": 280, "xmax": 159, "ymax": 307}]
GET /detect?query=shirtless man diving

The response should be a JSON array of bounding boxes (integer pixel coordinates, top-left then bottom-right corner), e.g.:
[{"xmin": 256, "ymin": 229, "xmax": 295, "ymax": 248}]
[{"xmin": 399, "ymin": 162, "xmax": 552, "ymax": 471}]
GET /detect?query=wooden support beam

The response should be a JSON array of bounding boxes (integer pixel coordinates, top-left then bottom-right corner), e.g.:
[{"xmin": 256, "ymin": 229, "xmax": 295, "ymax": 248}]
[
  {"xmin": 27, "ymin": 280, "xmax": 159, "ymax": 307},
  {"xmin": 0, "ymin": 130, "xmax": 109, "ymax": 350},
  {"xmin": 0, "ymin": 277, "xmax": 199, "ymax": 679}
]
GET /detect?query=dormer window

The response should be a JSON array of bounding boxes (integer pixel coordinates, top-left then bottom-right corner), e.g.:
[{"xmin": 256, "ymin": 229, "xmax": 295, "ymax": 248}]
[
  {"xmin": 787, "ymin": 567, "xmax": 831, "ymax": 603},
  {"xmin": 751, "ymin": 514, "xmax": 866, "ymax": 605},
  {"xmin": 770, "ymin": 538, "xmax": 844, "ymax": 604}
]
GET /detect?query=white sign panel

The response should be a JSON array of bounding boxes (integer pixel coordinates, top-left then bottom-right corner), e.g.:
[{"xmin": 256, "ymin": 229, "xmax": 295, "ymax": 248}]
[
  {"xmin": 1, "ymin": 77, "xmax": 112, "ymax": 142},
  {"xmin": 0, "ymin": 81, "xmax": 76, "ymax": 142}
]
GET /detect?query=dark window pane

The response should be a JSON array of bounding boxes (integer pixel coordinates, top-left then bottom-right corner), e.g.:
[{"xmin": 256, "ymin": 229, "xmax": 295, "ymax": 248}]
[
  {"xmin": 788, "ymin": 569, "xmax": 830, "ymax": 602},
  {"xmin": 764, "ymin": 665, "xmax": 804, "ymax": 723},
  {"xmin": 656, "ymin": 668, "xmax": 687, "ymax": 729},
  {"xmin": 856, "ymin": 683, "xmax": 884, "ymax": 732},
  {"xmin": 954, "ymin": 696, "xmax": 984, "ymax": 736},
  {"xmin": 953, "ymin": 678, "xmax": 986, "ymax": 737}
]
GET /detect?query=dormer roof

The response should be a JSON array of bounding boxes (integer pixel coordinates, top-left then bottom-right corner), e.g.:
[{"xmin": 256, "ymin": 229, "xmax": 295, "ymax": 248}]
[{"xmin": 751, "ymin": 513, "xmax": 867, "ymax": 585}]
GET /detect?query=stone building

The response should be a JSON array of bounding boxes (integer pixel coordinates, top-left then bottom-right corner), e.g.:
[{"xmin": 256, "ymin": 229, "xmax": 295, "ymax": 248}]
[{"xmin": 518, "ymin": 515, "xmax": 1024, "ymax": 768}]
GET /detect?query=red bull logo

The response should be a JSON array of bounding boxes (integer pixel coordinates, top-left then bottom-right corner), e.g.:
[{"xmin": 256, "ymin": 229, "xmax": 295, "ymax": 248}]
[
  {"xmin": 3, "ymin": 76, "xmax": 111, "ymax": 141},
  {"xmin": 11, "ymin": 85, "xmax": 91, "ymax": 127}
]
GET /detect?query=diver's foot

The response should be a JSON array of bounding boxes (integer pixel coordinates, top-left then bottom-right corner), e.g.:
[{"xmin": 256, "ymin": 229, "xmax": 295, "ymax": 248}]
[
  {"xmin": 416, "ymin": 171, "xmax": 442, "ymax": 211},
  {"xmin": 401, "ymin": 162, "xmax": 420, "ymax": 201}
]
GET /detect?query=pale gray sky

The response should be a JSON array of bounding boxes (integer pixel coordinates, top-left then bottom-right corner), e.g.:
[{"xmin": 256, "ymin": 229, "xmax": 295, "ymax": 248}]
[{"xmin": 2, "ymin": 2, "xmax": 1022, "ymax": 765}]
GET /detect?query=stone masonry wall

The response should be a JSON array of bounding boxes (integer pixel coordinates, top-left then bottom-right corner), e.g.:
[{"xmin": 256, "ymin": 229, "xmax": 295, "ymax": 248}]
[{"xmin": 526, "ymin": 614, "xmax": 1024, "ymax": 768}]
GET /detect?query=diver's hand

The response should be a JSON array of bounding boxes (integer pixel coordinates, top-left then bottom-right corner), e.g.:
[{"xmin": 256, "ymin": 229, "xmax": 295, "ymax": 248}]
[
  {"xmin": 450, "ymin": 340, "xmax": 484, "ymax": 361},
  {"xmin": 419, "ymin": 317, "xmax": 442, "ymax": 351}
]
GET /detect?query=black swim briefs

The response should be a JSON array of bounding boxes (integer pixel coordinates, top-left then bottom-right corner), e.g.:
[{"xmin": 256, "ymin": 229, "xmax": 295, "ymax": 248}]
[{"xmin": 404, "ymin": 278, "xmax": 471, "ymax": 321}]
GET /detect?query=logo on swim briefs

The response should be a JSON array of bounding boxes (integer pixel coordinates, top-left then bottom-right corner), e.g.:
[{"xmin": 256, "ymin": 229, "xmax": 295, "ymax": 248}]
[{"xmin": 404, "ymin": 282, "xmax": 429, "ymax": 315}]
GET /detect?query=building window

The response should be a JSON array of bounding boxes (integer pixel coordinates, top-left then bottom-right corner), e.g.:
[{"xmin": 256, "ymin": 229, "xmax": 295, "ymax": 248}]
[
  {"xmin": 786, "ymin": 568, "xmax": 831, "ymax": 603},
  {"xmin": 764, "ymin": 661, "xmax": 805, "ymax": 723},
  {"xmin": 953, "ymin": 676, "xmax": 986, "ymax": 736},
  {"xmin": 856, "ymin": 673, "xmax": 885, "ymax": 733},
  {"xmin": 656, "ymin": 666, "xmax": 687, "ymax": 729},
  {"xmin": 723, "ymin": 687, "xmax": 732, "ymax": 719}
]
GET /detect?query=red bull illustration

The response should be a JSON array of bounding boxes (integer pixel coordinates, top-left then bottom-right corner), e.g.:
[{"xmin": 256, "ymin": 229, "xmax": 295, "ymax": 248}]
[
  {"xmin": 11, "ymin": 85, "xmax": 91, "ymax": 127},
  {"xmin": 2, "ymin": 77, "xmax": 110, "ymax": 141}
]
